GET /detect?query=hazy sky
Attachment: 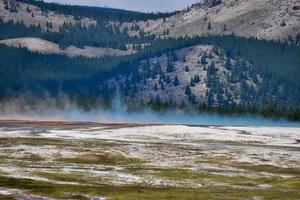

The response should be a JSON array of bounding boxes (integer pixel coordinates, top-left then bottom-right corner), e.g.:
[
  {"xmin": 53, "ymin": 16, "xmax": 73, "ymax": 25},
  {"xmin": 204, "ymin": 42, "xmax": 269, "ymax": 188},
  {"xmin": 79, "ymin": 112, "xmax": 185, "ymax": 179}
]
[{"xmin": 43, "ymin": 0, "xmax": 201, "ymax": 12}]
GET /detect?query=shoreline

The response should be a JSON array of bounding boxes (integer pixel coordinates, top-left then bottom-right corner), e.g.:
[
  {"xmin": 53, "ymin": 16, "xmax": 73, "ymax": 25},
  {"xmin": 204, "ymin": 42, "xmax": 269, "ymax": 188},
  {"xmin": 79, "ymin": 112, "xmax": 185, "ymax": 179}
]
[
  {"xmin": 0, "ymin": 119, "xmax": 300, "ymax": 128},
  {"xmin": 0, "ymin": 119, "xmax": 150, "ymax": 128}
]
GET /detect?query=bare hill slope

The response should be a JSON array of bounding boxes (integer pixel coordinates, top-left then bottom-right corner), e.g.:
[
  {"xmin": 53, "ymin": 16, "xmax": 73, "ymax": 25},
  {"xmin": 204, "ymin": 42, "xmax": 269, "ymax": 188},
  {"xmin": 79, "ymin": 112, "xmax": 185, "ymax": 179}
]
[
  {"xmin": 0, "ymin": 0, "xmax": 96, "ymax": 32},
  {"xmin": 137, "ymin": 0, "xmax": 300, "ymax": 41}
]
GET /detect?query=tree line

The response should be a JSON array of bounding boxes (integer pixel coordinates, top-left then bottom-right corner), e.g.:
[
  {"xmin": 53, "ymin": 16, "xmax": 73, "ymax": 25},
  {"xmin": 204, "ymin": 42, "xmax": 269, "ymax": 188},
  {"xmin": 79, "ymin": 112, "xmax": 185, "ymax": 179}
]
[{"xmin": 0, "ymin": 31, "xmax": 300, "ymax": 120}]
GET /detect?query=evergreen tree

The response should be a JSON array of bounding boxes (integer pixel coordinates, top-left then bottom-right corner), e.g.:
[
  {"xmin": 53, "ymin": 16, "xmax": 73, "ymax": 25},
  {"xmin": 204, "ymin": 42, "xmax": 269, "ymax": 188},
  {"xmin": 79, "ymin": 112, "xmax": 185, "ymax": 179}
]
[
  {"xmin": 26, "ymin": 5, "xmax": 31, "ymax": 12},
  {"xmin": 166, "ymin": 75, "xmax": 171, "ymax": 84},
  {"xmin": 161, "ymin": 82, "xmax": 165, "ymax": 90},
  {"xmin": 185, "ymin": 85, "xmax": 192, "ymax": 97},
  {"xmin": 201, "ymin": 55, "xmax": 208, "ymax": 65},
  {"xmin": 222, "ymin": 24, "xmax": 227, "ymax": 32},
  {"xmin": 155, "ymin": 94, "xmax": 161, "ymax": 103},
  {"xmin": 174, "ymin": 76, "xmax": 180, "ymax": 86},
  {"xmin": 154, "ymin": 83, "xmax": 158, "ymax": 91},
  {"xmin": 225, "ymin": 58, "xmax": 231, "ymax": 69},
  {"xmin": 167, "ymin": 59, "xmax": 174, "ymax": 73},
  {"xmin": 190, "ymin": 77, "xmax": 195, "ymax": 87},
  {"xmin": 193, "ymin": 75, "xmax": 200, "ymax": 83},
  {"xmin": 185, "ymin": 66, "xmax": 190, "ymax": 72},
  {"xmin": 207, "ymin": 21, "xmax": 212, "ymax": 30}
]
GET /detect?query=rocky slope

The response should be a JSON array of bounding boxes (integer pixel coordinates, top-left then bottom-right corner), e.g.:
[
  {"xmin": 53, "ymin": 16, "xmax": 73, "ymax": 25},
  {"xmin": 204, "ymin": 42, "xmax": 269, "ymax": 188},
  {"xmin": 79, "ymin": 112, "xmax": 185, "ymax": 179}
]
[
  {"xmin": 0, "ymin": 0, "xmax": 96, "ymax": 32},
  {"xmin": 2, "ymin": 0, "xmax": 299, "ymax": 42},
  {"xmin": 133, "ymin": 0, "xmax": 300, "ymax": 41},
  {"xmin": 108, "ymin": 45, "xmax": 292, "ymax": 107}
]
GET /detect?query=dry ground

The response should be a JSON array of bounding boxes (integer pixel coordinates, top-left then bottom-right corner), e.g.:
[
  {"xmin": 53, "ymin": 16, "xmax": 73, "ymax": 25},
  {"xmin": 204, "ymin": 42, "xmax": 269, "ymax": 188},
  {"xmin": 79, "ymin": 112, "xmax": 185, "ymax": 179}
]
[{"xmin": 0, "ymin": 120, "xmax": 299, "ymax": 200}]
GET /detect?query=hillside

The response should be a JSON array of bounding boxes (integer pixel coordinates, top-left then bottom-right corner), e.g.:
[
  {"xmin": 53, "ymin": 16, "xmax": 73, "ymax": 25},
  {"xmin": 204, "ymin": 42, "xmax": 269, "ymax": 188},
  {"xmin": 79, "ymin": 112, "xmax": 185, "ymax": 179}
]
[
  {"xmin": 0, "ymin": 1, "xmax": 300, "ymax": 199},
  {"xmin": 0, "ymin": 0, "xmax": 299, "ymax": 120},
  {"xmin": 0, "ymin": 0, "xmax": 156, "ymax": 51},
  {"xmin": 134, "ymin": 0, "xmax": 300, "ymax": 41},
  {"xmin": 3, "ymin": 0, "xmax": 299, "ymax": 44},
  {"xmin": 108, "ymin": 45, "xmax": 299, "ymax": 109},
  {"xmin": 0, "ymin": 0, "xmax": 96, "ymax": 32},
  {"xmin": 0, "ymin": 37, "xmax": 135, "ymax": 57}
]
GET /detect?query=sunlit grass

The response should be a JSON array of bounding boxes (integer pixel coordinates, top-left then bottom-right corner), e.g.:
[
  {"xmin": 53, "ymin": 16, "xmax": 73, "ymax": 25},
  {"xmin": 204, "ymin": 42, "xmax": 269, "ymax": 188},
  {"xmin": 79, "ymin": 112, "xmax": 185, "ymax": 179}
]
[
  {"xmin": 57, "ymin": 153, "xmax": 143, "ymax": 165},
  {"xmin": 0, "ymin": 135, "xmax": 299, "ymax": 200},
  {"xmin": 0, "ymin": 194, "xmax": 15, "ymax": 200},
  {"xmin": 0, "ymin": 174, "xmax": 299, "ymax": 200}
]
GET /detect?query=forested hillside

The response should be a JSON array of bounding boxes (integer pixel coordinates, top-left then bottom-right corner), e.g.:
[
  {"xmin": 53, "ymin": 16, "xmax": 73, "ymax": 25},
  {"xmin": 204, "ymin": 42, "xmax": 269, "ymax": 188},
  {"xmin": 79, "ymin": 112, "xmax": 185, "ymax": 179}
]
[
  {"xmin": 0, "ymin": 0, "xmax": 299, "ymax": 120},
  {"xmin": 17, "ymin": 0, "xmax": 173, "ymax": 22},
  {"xmin": 0, "ymin": 0, "xmax": 159, "ymax": 49}
]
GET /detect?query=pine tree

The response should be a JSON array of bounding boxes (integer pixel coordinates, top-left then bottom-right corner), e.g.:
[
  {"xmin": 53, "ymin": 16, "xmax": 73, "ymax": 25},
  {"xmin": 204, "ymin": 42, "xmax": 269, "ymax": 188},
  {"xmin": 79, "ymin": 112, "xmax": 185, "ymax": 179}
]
[
  {"xmin": 166, "ymin": 29, "xmax": 170, "ymax": 35},
  {"xmin": 166, "ymin": 75, "xmax": 171, "ymax": 84},
  {"xmin": 167, "ymin": 59, "xmax": 174, "ymax": 73},
  {"xmin": 212, "ymin": 46, "xmax": 219, "ymax": 55},
  {"xmin": 155, "ymin": 94, "xmax": 161, "ymax": 103},
  {"xmin": 26, "ymin": 5, "xmax": 31, "ymax": 13},
  {"xmin": 185, "ymin": 66, "xmax": 189, "ymax": 72},
  {"xmin": 222, "ymin": 24, "xmax": 227, "ymax": 32},
  {"xmin": 190, "ymin": 77, "xmax": 195, "ymax": 87},
  {"xmin": 185, "ymin": 85, "xmax": 192, "ymax": 97},
  {"xmin": 174, "ymin": 76, "xmax": 180, "ymax": 86},
  {"xmin": 201, "ymin": 55, "xmax": 208, "ymax": 65},
  {"xmin": 154, "ymin": 83, "xmax": 158, "ymax": 91},
  {"xmin": 207, "ymin": 21, "xmax": 212, "ymax": 30},
  {"xmin": 161, "ymin": 83, "xmax": 165, "ymax": 90},
  {"xmin": 194, "ymin": 75, "xmax": 200, "ymax": 83},
  {"xmin": 225, "ymin": 58, "xmax": 231, "ymax": 69}
]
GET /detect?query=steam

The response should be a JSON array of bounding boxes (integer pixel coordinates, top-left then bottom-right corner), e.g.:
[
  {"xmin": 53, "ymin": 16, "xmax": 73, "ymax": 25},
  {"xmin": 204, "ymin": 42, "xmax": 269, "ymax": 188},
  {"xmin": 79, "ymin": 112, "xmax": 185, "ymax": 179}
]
[{"xmin": 0, "ymin": 95, "xmax": 299, "ymax": 127}]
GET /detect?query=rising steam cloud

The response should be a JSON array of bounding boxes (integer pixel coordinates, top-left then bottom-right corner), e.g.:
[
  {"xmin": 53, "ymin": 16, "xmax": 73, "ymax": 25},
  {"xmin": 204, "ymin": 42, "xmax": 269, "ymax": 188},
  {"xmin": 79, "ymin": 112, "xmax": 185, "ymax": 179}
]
[{"xmin": 0, "ymin": 95, "xmax": 299, "ymax": 127}]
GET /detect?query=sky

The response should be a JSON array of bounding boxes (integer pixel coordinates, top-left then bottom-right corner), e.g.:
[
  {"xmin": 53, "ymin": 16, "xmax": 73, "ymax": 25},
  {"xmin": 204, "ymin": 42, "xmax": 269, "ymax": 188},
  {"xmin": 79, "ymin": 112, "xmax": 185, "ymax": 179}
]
[{"xmin": 43, "ymin": 0, "xmax": 201, "ymax": 12}]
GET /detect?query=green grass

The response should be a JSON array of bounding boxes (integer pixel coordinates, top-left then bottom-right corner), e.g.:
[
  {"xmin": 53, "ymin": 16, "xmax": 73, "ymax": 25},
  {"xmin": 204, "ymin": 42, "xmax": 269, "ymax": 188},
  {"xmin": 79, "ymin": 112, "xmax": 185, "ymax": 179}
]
[
  {"xmin": 0, "ymin": 194, "xmax": 15, "ymax": 200},
  {"xmin": 0, "ymin": 137, "xmax": 66, "ymax": 147},
  {"xmin": 0, "ymin": 137, "xmax": 299, "ymax": 199},
  {"xmin": 0, "ymin": 175, "xmax": 299, "ymax": 200},
  {"xmin": 237, "ymin": 164, "xmax": 300, "ymax": 175},
  {"xmin": 0, "ymin": 153, "xmax": 44, "ymax": 164},
  {"xmin": 35, "ymin": 171, "xmax": 104, "ymax": 185},
  {"xmin": 19, "ymin": 153, "xmax": 45, "ymax": 162},
  {"xmin": 145, "ymin": 168, "xmax": 300, "ymax": 189},
  {"xmin": 196, "ymin": 153, "xmax": 300, "ymax": 176},
  {"xmin": 57, "ymin": 153, "xmax": 143, "ymax": 165}
]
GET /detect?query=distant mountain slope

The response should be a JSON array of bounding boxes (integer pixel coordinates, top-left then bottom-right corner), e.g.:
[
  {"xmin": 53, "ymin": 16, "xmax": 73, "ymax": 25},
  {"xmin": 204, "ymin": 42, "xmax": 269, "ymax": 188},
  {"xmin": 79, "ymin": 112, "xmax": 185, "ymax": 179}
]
[
  {"xmin": 0, "ymin": 37, "xmax": 135, "ymax": 57},
  {"xmin": 0, "ymin": 0, "xmax": 158, "ymax": 50},
  {"xmin": 16, "ymin": 0, "xmax": 172, "ymax": 23},
  {"xmin": 108, "ymin": 45, "xmax": 299, "ymax": 108},
  {"xmin": 0, "ymin": 0, "xmax": 299, "ymax": 120},
  {"xmin": 136, "ymin": 0, "xmax": 300, "ymax": 41},
  {"xmin": 0, "ymin": 0, "xmax": 96, "ymax": 32},
  {"xmin": 1, "ymin": 41, "xmax": 299, "ymax": 120}
]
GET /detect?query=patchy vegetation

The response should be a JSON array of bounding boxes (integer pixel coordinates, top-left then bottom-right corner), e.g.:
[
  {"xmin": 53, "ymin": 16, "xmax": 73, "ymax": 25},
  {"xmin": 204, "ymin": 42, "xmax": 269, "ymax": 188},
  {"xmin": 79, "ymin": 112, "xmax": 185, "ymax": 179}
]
[{"xmin": 0, "ymin": 122, "xmax": 299, "ymax": 199}]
